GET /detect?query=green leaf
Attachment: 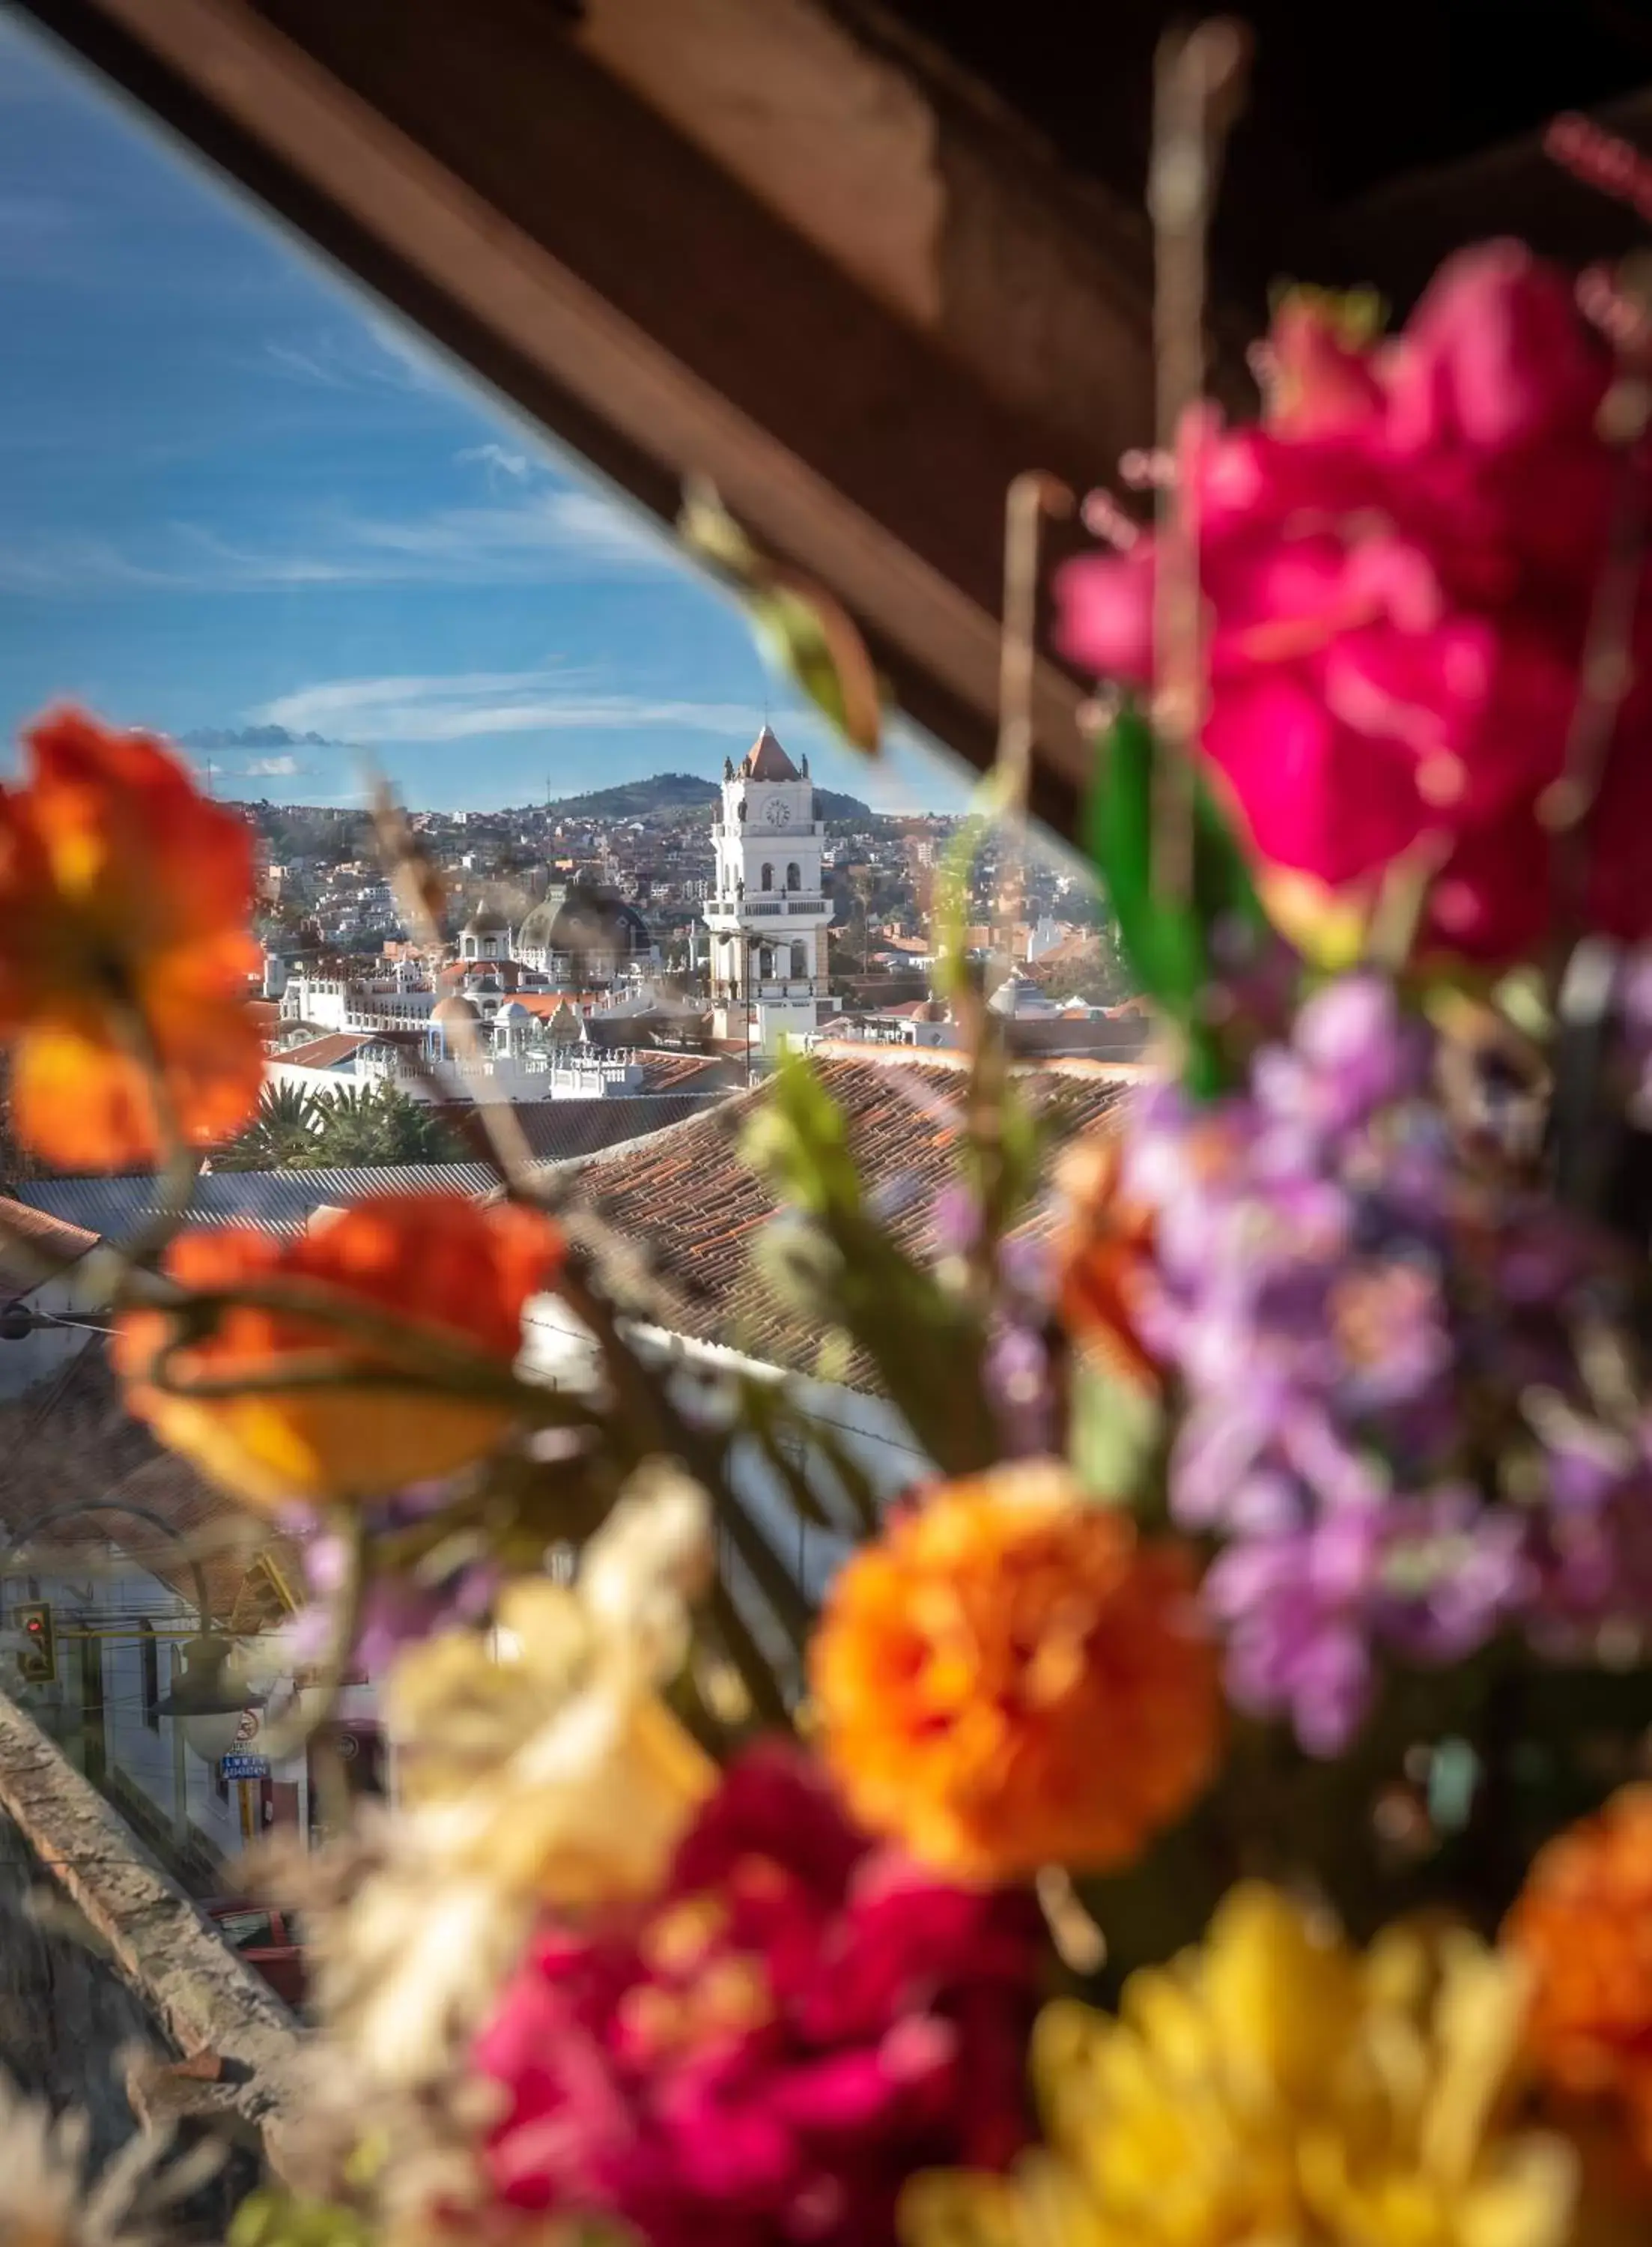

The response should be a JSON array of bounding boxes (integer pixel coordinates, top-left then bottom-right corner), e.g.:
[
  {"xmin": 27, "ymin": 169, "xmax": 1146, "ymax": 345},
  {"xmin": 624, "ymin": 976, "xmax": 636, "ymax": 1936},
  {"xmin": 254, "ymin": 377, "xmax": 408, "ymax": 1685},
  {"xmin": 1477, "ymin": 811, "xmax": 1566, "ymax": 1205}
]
[
  {"xmin": 750, "ymin": 579, "xmax": 882, "ymax": 757},
  {"xmin": 742, "ymin": 1057, "xmax": 1002, "ymax": 1476},
  {"xmin": 229, "ymin": 2195, "xmax": 372, "ymax": 2247},
  {"xmin": 1069, "ymin": 1358, "xmax": 1164, "ymax": 1504},
  {"xmin": 740, "ymin": 1052, "xmax": 863, "ymax": 1219},
  {"xmin": 681, "ymin": 479, "xmax": 883, "ymax": 753},
  {"xmin": 1084, "ymin": 706, "xmax": 1266, "ymax": 1097}
]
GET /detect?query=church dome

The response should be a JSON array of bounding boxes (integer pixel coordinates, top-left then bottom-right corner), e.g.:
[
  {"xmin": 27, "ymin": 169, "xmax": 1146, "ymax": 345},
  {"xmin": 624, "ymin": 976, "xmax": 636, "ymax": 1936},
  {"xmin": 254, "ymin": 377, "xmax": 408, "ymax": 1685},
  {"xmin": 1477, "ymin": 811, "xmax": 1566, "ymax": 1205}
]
[
  {"xmin": 495, "ymin": 998, "xmax": 532, "ymax": 1022},
  {"xmin": 432, "ymin": 992, "xmax": 481, "ymax": 1025},
  {"xmin": 516, "ymin": 883, "xmax": 652, "ymax": 959},
  {"xmin": 463, "ymin": 900, "xmax": 511, "ymax": 935}
]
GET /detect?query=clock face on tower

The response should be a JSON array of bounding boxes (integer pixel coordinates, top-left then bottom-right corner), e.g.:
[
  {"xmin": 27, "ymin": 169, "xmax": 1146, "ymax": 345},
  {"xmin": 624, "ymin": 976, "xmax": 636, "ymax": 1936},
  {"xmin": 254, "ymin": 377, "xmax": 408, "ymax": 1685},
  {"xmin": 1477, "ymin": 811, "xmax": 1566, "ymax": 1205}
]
[{"xmin": 762, "ymin": 797, "xmax": 792, "ymax": 827}]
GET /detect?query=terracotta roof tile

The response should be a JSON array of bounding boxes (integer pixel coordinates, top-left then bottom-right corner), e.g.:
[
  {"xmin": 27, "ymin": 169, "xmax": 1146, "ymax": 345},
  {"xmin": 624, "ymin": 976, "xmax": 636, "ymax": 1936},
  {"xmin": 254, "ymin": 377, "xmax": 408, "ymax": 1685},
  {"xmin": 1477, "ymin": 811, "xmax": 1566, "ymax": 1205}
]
[
  {"xmin": 572, "ymin": 1049, "xmax": 1137, "ymax": 1384},
  {"xmin": 739, "ymin": 725, "xmax": 801, "ymax": 781},
  {"xmin": 276, "ymin": 1034, "xmax": 383, "ymax": 1069},
  {"xmin": 0, "ymin": 1201, "xmax": 100, "ymax": 1298},
  {"xmin": 433, "ymin": 1093, "xmax": 729, "ymax": 1165},
  {"xmin": 0, "ymin": 1343, "xmax": 299, "ymax": 1627},
  {"xmin": 632, "ymin": 1052, "xmax": 734, "ymax": 1090}
]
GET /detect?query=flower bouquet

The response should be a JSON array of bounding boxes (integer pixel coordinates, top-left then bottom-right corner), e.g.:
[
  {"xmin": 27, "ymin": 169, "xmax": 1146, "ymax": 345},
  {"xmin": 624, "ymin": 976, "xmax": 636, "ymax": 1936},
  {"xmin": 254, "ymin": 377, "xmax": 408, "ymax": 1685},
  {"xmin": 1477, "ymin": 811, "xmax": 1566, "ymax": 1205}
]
[{"xmin": 4, "ymin": 31, "xmax": 1652, "ymax": 2247}]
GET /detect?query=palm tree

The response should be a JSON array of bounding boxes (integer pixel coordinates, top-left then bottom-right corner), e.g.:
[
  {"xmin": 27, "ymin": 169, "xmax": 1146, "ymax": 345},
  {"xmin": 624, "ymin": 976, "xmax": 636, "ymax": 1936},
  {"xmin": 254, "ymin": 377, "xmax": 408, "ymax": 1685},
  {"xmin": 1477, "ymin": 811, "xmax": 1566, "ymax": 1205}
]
[
  {"xmin": 309, "ymin": 1084, "xmax": 459, "ymax": 1168},
  {"xmin": 213, "ymin": 1082, "xmax": 323, "ymax": 1170}
]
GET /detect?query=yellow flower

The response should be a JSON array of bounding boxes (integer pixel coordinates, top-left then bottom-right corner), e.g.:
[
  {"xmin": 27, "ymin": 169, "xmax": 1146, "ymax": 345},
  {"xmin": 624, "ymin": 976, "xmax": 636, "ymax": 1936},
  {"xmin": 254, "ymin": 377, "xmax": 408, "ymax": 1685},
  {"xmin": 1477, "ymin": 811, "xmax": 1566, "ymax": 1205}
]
[
  {"xmin": 902, "ymin": 1884, "xmax": 1580, "ymax": 2247},
  {"xmin": 311, "ymin": 1470, "xmax": 717, "ymax": 2088}
]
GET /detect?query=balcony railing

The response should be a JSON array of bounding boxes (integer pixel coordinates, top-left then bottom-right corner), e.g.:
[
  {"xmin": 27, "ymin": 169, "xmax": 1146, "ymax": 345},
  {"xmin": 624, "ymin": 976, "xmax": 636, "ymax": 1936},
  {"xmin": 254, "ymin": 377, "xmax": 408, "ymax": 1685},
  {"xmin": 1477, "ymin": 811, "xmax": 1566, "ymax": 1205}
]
[{"xmin": 705, "ymin": 894, "xmax": 827, "ymax": 914}]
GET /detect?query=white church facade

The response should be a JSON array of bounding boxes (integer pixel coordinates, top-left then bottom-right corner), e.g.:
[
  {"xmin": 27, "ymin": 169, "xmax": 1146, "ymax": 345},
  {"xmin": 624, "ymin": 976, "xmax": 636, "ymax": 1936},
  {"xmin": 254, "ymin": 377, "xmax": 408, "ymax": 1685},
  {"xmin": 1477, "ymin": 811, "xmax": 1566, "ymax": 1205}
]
[{"xmin": 703, "ymin": 727, "xmax": 835, "ymax": 1055}]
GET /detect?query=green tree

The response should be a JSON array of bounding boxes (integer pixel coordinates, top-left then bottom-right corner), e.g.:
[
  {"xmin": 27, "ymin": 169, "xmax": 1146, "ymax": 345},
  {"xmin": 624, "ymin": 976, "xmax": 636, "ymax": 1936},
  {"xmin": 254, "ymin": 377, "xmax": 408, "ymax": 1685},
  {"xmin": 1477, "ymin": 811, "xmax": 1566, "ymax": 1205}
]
[
  {"xmin": 1027, "ymin": 926, "xmax": 1133, "ymax": 1009},
  {"xmin": 213, "ymin": 1082, "xmax": 323, "ymax": 1170},
  {"xmin": 309, "ymin": 1085, "xmax": 460, "ymax": 1167}
]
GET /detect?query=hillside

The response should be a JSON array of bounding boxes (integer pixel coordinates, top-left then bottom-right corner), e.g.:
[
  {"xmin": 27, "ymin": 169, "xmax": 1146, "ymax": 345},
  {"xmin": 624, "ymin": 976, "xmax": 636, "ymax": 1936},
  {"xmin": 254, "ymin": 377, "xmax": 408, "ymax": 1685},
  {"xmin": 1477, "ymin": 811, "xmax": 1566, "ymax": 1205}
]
[{"xmin": 544, "ymin": 771, "xmax": 875, "ymax": 825}]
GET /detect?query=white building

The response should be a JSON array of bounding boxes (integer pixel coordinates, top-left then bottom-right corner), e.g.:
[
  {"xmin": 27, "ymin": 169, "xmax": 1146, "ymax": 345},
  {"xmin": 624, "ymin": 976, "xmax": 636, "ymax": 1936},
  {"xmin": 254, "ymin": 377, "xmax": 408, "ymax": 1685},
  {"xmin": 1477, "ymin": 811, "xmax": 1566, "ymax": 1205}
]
[{"xmin": 704, "ymin": 727, "xmax": 835, "ymax": 1055}]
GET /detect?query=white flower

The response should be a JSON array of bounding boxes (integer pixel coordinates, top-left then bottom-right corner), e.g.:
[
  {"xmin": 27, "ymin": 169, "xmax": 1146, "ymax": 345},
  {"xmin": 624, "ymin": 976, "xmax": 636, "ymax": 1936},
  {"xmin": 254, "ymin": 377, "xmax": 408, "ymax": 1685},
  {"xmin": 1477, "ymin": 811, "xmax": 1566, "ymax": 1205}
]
[{"xmin": 312, "ymin": 1467, "xmax": 717, "ymax": 2089}]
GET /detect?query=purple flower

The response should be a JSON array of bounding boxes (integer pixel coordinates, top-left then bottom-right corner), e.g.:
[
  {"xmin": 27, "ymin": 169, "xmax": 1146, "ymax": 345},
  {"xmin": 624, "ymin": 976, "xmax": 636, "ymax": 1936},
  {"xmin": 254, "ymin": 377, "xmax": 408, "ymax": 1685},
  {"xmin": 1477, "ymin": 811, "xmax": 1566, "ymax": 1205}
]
[
  {"xmin": 983, "ymin": 1322, "xmax": 1054, "ymax": 1458},
  {"xmin": 1121, "ymin": 966, "xmax": 1652, "ymax": 1751},
  {"xmin": 1205, "ymin": 1515, "xmax": 1381, "ymax": 1755},
  {"xmin": 289, "ymin": 1493, "xmax": 499, "ymax": 1675}
]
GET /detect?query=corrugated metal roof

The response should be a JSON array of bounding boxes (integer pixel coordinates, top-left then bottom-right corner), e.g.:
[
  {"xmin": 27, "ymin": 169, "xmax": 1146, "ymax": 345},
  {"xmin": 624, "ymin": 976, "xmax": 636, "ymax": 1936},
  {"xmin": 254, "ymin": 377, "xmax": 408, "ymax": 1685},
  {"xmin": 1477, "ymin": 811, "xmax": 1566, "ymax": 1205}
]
[{"xmin": 14, "ymin": 1162, "xmax": 501, "ymax": 1238}]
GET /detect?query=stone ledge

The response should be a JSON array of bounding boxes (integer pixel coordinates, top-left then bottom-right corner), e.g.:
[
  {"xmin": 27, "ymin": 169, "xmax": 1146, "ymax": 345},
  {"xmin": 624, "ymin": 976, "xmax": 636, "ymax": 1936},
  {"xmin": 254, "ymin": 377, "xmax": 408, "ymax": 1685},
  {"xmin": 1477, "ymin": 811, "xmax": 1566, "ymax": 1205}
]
[{"xmin": 0, "ymin": 1690, "xmax": 306, "ymax": 2174}]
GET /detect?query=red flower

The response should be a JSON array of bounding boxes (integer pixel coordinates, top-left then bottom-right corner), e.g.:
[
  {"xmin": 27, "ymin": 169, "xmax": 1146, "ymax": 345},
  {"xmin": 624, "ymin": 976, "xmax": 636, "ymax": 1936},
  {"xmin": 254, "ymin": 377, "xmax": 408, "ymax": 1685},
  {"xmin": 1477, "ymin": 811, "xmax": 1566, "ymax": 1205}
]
[
  {"xmin": 0, "ymin": 708, "xmax": 263, "ymax": 1165},
  {"xmin": 471, "ymin": 1745, "xmax": 1040, "ymax": 2247},
  {"xmin": 117, "ymin": 1192, "xmax": 562, "ymax": 1509},
  {"xmin": 1058, "ymin": 243, "xmax": 1652, "ymax": 961}
]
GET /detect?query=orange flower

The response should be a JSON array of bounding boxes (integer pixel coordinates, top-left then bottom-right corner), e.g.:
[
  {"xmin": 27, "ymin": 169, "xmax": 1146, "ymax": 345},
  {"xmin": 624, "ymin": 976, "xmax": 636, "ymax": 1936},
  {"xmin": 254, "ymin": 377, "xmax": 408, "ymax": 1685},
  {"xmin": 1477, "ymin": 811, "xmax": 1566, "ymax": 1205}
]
[
  {"xmin": 115, "ymin": 1192, "xmax": 562, "ymax": 1509},
  {"xmin": 809, "ymin": 1461, "xmax": 1221, "ymax": 1881},
  {"xmin": 1505, "ymin": 1786, "xmax": 1652, "ymax": 2174},
  {"xmin": 1056, "ymin": 1137, "xmax": 1158, "ymax": 1390},
  {"xmin": 0, "ymin": 708, "xmax": 264, "ymax": 1168}
]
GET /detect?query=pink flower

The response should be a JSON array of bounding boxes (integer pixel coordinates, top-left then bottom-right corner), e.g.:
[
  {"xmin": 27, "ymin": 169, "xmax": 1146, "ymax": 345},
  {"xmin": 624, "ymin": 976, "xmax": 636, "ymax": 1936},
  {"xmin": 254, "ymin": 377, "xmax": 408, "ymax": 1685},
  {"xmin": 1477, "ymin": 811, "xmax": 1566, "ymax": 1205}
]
[
  {"xmin": 1059, "ymin": 243, "xmax": 1652, "ymax": 960},
  {"xmin": 472, "ymin": 1744, "xmax": 1040, "ymax": 2247}
]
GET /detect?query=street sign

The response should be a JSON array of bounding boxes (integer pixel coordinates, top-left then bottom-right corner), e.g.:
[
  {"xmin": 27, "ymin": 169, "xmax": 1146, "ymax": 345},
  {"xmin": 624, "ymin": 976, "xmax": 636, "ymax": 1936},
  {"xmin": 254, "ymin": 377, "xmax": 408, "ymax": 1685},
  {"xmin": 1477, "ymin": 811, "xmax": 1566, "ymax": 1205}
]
[
  {"xmin": 219, "ymin": 1753, "xmax": 270, "ymax": 1781},
  {"xmin": 232, "ymin": 1708, "xmax": 261, "ymax": 1747}
]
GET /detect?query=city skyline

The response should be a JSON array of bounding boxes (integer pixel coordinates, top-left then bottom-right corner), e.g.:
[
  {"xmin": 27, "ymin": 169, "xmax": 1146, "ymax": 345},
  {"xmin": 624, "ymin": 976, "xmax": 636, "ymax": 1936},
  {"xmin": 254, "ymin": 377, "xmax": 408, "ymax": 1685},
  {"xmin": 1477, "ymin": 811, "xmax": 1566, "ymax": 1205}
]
[{"xmin": 0, "ymin": 10, "xmax": 970, "ymax": 816}]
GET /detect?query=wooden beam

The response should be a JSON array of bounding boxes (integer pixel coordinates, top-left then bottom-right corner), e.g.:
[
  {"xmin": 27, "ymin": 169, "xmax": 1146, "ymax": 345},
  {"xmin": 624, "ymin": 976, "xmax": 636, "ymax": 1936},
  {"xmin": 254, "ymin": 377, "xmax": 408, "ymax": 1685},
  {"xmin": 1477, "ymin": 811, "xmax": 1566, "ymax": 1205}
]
[{"xmin": 13, "ymin": 0, "xmax": 1135, "ymax": 832}]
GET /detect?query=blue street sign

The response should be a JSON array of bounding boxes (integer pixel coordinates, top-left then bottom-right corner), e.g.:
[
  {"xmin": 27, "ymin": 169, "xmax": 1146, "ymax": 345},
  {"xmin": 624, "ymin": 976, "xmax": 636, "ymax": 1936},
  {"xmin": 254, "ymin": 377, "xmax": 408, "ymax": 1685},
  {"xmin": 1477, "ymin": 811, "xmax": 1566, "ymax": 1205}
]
[{"xmin": 219, "ymin": 1753, "xmax": 270, "ymax": 1780}]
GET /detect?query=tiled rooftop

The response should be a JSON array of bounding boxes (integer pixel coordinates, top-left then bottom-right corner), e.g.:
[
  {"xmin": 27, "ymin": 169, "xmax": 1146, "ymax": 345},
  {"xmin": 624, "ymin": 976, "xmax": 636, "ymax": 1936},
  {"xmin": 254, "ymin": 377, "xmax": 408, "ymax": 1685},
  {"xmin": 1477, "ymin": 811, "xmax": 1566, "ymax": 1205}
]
[
  {"xmin": 0, "ymin": 1200, "xmax": 100, "ymax": 1298},
  {"xmin": 0, "ymin": 1343, "xmax": 299, "ymax": 1626},
  {"xmin": 572, "ymin": 1046, "xmax": 1138, "ymax": 1383},
  {"xmin": 434, "ymin": 1092, "xmax": 729, "ymax": 1165},
  {"xmin": 631, "ymin": 1051, "xmax": 738, "ymax": 1091},
  {"xmin": 274, "ymin": 1032, "xmax": 383, "ymax": 1069}
]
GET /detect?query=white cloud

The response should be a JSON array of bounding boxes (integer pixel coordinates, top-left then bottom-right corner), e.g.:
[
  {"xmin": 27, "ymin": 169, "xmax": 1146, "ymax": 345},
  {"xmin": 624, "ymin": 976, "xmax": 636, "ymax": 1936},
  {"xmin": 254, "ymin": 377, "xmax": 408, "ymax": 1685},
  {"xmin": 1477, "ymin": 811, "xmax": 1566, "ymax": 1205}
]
[
  {"xmin": 243, "ymin": 753, "xmax": 302, "ymax": 777},
  {"xmin": 0, "ymin": 536, "xmax": 186, "ymax": 593},
  {"xmin": 0, "ymin": 481, "xmax": 671, "ymax": 595},
  {"xmin": 249, "ymin": 667, "xmax": 769, "ymax": 745},
  {"xmin": 339, "ymin": 486, "xmax": 668, "ymax": 576},
  {"xmin": 261, "ymin": 317, "xmax": 448, "ymax": 395},
  {"xmin": 456, "ymin": 442, "xmax": 530, "ymax": 481}
]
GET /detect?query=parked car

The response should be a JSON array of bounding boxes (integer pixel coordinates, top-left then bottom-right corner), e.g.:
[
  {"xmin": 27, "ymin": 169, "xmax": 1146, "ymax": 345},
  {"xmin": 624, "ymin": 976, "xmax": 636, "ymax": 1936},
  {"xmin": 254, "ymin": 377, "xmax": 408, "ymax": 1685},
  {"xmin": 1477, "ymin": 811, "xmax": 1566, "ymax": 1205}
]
[{"xmin": 204, "ymin": 1899, "xmax": 305, "ymax": 2007}]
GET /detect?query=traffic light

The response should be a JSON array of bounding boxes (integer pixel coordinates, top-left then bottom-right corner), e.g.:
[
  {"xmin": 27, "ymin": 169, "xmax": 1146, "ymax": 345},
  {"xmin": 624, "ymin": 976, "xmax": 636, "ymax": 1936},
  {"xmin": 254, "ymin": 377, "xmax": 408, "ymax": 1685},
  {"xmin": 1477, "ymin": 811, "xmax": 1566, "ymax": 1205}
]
[{"xmin": 15, "ymin": 1602, "xmax": 55, "ymax": 1685}]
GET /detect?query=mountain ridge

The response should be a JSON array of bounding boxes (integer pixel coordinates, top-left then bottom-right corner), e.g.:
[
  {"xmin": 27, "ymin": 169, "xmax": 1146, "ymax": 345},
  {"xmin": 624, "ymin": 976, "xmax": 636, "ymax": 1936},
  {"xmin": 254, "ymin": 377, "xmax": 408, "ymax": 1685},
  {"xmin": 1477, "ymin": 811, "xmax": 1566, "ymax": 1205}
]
[{"xmin": 539, "ymin": 770, "xmax": 875, "ymax": 824}]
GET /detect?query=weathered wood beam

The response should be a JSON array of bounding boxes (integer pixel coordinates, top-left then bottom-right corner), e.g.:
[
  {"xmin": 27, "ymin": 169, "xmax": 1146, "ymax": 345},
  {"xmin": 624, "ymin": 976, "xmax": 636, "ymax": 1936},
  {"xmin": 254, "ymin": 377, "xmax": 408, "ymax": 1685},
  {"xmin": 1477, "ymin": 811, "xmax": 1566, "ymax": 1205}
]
[
  {"xmin": 0, "ymin": 1690, "xmax": 303, "ymax": 2171},
  {"xmin": 13, "ymin": 0, "xmax": 1159, "ymax": 833}
]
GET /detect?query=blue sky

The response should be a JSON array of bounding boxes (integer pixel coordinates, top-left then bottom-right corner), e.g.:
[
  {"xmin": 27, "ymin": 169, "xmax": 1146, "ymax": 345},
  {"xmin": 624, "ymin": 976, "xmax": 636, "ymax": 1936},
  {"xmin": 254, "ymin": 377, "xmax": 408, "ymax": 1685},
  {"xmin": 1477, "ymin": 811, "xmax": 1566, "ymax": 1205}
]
[{"xmin": 0, "ymin": 10, "xmax": 969, "ymax": 813}]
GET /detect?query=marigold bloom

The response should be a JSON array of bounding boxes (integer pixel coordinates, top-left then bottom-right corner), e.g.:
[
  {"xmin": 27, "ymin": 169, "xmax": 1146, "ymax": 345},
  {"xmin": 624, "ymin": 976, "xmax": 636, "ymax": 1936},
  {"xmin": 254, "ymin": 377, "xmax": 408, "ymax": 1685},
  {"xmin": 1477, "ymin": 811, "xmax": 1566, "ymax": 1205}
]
[
  {"xmin": 810, "ymin": 1461, "xmax": 1221, "ymax": 1881},
  {"xmin": 474, "ymin": 1744, "xmax": 1042, "ymax": 2247},
  {"xmin": 1506, "ymin": 1785, "xmax": 1652, "ymax": 2173},
  {"xmin": 0, "ymin": 707, "xmax": 263, "ymax": 1167},
  {"xmin": 116, "ymin": 1191, "xmax": 562, "ymax": 1508},
  {"xmin": 902, "ymin": 1883, "xmax": 1579, "ymax": 2247},
  {"xmin": 1055, "ymin": 1138, "xmax": 1158, "ymax": 1390}
]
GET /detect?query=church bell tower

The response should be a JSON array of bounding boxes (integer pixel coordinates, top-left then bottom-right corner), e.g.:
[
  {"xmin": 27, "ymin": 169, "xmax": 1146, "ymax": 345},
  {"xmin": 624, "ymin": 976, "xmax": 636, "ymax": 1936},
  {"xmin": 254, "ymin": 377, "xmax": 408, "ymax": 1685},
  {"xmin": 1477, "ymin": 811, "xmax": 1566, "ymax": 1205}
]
[{"xmin": 703, "ymin": 727, "xmax": 833, "ymax": 1049}]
